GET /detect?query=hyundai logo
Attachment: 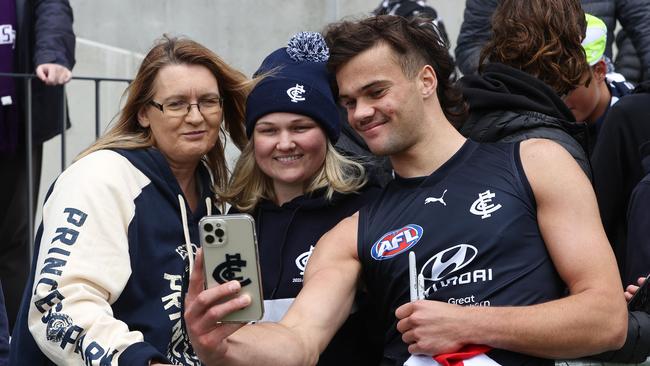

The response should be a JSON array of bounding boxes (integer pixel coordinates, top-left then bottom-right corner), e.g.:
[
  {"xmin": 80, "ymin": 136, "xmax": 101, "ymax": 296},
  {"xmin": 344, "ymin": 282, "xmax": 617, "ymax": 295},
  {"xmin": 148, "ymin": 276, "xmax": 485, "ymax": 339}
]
[{"xmin": 421, "ymin": 244, "xmax": 478, "ymax": 281}]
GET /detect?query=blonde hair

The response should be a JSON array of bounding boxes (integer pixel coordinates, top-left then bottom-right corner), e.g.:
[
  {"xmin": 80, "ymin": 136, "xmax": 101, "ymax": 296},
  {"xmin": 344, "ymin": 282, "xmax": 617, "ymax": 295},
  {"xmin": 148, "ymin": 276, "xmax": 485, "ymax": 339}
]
[
  {"xmin": 76, "ymin": 35, "xmax": 255, "ymax": 204},
  {"xmin": 223, "ymin": 138, "xmax": 367, "ymax": 212}
]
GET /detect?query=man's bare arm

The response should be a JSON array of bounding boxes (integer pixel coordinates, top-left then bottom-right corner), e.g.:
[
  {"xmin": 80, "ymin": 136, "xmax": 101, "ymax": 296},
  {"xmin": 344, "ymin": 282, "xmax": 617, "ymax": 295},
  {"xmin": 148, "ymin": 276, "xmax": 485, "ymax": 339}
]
[
  {"xmin": 396, "ymin": 139, "xmax": 627, "ymax": 358},
  {"xmin": 464, "ymin": 139, "xmax": 627, "ymax": 357},
  {"xmin": 185, "ymin": 214, "xmax": 362, "ymax": 365}
]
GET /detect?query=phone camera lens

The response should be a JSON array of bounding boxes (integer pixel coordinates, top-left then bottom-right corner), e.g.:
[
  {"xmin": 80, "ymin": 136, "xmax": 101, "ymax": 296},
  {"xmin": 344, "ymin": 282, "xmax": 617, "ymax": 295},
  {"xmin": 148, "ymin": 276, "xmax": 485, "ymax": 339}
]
[
  {"xmin": 205, "ymin": 235, "xmax": 215, "ymax": 244},
  {"xmin": 215, "ymin": 228, "xmax": 225, "ymax": 237},
  {"xmin": 204, "ymin": 223, "xmax": 214, "ymax": 232}
]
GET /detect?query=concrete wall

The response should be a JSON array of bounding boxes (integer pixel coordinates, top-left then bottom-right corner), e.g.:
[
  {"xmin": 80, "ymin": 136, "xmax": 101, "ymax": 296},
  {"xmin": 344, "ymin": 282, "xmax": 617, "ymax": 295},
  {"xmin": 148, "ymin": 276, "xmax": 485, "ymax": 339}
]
[
  {"xmin": 68, "ymin": 0, "xmax": 466, "ymax": 75},
  {"xmin": 37, "ymin": 0, "xmax": 467, "ymax": 219}
]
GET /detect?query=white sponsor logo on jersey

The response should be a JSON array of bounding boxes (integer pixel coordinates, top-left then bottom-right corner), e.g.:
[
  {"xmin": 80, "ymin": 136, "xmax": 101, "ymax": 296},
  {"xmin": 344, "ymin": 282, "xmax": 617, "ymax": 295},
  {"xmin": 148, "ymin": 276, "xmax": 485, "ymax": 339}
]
[
  {"xmin": 420, "ymin": 244, "xmax": 493, "ymax": 295},
  {"xmin": 424, "ymin": 189, "xmax": 447, "ymax": 206}
]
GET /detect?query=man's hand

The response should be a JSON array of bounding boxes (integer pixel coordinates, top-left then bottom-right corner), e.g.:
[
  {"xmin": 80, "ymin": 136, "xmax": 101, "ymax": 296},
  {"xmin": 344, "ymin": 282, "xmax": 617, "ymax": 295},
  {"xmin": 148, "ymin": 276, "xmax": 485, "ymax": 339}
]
[
  {"xmin": 625, "ymin": 276, "xmax": 647, "ymax": 302},
  {"xmin": 184, "ymin": 249, "xmax": 251, "ymax": 365},
  {"xmin": 35, "ymin": 63, "xmax": 72, "ymax": 85},
  {"xmin": 395, "ymin": 300, "xmax": 467, "ymax": 356}
]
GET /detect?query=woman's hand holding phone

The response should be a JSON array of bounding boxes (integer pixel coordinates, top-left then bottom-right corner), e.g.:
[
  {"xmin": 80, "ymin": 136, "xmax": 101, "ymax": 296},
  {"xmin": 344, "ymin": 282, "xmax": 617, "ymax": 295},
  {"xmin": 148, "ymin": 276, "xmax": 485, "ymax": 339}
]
[{"xmin": 184, "ymin": 248, "xmax": 251, "ymax": 364}]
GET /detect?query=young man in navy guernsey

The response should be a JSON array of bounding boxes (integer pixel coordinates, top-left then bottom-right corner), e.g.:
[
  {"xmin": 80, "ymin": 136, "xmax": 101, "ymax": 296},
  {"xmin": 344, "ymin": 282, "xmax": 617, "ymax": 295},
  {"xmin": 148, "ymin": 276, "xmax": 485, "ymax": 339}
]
[{"xmin": 183, "ymin": 15, "xmax": 627, "ymax": 366}]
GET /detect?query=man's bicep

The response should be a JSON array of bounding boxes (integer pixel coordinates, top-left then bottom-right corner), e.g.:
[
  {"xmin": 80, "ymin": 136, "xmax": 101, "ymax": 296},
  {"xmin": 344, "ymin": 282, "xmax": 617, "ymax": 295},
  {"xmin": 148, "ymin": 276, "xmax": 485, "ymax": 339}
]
[
  {"xmin": 520, "ymin": 139, "xmax": 621, "ymax": 291},
  {"xmin": 281, "ymin": 214, "xmax": 362, "ymax": 353}
]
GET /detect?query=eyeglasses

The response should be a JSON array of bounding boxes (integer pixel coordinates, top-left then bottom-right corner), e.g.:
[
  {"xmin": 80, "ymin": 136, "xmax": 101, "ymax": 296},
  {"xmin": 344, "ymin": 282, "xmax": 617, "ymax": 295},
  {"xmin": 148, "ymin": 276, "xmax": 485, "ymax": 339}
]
[{"xmin": 149, "ymin": 97, "xmax": 224, "ymax": 118}]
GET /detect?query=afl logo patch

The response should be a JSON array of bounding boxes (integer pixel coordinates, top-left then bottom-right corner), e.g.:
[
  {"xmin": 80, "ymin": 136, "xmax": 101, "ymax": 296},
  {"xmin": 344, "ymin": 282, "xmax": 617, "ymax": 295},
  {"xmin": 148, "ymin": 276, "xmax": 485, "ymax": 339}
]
[{"xmin": 371, "ymin": 224, "xmax": 423, "ymax": 260}]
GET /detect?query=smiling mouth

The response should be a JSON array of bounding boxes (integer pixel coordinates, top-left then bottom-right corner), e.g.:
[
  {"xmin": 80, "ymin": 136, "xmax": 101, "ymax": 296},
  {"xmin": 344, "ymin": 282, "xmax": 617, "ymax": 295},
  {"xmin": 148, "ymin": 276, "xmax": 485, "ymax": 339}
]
[
  {"xmin": 358, "ymin": 118, "xmax": 387, "ymax": 132},
  {"xmin": 274, "ymin": 155, "xmax": 303, "ymax": 162},
  {"xmin": 184, "ymin": 131, "xmax": 205, "ymax": 135}
]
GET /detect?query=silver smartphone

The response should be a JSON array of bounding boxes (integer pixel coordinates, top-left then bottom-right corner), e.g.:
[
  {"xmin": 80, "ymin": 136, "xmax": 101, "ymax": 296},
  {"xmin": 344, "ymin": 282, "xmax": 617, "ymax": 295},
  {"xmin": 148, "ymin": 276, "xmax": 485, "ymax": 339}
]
[{"xmin": 199, "ymin": 213, "xmax": 264, "ymax": 322}]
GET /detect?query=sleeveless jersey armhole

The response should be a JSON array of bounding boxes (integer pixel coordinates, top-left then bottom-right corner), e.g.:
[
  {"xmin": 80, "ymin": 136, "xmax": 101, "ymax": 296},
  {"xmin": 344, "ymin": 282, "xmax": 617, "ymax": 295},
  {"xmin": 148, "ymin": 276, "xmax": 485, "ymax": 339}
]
[
  {"xmin": 513, "ymin": 142, "xmax": 537, "ymax": 210},
  {"xmin": 357, "ymin": 208, "xmax": 369, "ymax": 263}
]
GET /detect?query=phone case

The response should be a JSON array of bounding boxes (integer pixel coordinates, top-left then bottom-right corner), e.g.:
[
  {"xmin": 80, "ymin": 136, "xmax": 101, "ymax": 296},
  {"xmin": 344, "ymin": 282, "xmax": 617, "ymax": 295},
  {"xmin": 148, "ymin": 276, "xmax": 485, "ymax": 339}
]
[{"xmin": 199, "ymin": 214, "xmax": 264, "ymax": 322}]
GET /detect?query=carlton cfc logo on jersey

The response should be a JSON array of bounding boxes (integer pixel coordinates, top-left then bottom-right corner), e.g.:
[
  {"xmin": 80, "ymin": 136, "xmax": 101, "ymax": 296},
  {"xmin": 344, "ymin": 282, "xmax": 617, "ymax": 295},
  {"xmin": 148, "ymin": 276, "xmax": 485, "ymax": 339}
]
[{"xmin": 371, "ymin": 224, "xmax": 423, "ymax": 260}]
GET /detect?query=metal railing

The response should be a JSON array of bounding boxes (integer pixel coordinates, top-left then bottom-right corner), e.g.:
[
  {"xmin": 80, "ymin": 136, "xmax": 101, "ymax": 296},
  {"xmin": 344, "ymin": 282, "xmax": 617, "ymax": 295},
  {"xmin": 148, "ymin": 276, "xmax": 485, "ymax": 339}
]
[{"xmin": 0, "ymin": 72, "xmax": 131, "ymax": 249}]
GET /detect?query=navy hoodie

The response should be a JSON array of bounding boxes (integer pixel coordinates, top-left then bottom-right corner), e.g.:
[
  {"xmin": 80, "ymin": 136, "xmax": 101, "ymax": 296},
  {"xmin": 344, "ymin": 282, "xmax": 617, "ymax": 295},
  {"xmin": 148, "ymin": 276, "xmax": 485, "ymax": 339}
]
[
  {"xmin": 231, "ymin": 184, "xmax": 383, "ymax": 365},
  {"xmin": 10, "ymin": 148, "xmax": 215, "ymax": 365}
]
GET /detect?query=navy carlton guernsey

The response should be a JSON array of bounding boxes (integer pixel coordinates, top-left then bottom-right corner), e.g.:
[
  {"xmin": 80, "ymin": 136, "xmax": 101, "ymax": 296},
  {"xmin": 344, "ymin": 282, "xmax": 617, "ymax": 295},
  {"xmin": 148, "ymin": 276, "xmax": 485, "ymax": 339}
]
[{"xmin": 358, "ymin": 140, "xmax": 564, "ymax": 365}]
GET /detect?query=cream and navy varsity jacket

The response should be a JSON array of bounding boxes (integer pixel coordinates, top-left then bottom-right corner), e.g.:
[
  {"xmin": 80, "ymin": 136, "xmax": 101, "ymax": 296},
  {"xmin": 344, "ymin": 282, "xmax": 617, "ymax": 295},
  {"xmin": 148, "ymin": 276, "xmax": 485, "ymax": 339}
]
[{"xmin": 17, "ymin": 147, "xmax": 215, "ymax": 366}]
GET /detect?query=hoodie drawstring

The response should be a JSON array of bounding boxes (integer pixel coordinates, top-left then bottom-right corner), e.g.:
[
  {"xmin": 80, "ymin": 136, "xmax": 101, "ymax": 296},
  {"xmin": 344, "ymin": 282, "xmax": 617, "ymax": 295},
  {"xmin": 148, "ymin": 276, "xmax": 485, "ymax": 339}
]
[
  {"xmin": 178, "ymin": 194, "xmax": 213, "ymax": 277},
  {"xmin": 205, "ymin": 197, "xmax": 213, "ymax": 216}
]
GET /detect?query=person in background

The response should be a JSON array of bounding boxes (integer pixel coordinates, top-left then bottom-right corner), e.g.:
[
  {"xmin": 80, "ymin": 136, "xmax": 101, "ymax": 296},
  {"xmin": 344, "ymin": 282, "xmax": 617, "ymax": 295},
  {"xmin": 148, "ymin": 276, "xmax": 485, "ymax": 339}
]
[
  {"xmin": 183, "ymin": 14, "xmax": 626, "ymax": 366},
  {"xmin": 223, "ymin": 32, "xmax": 381, "ymax": 365},
  {"xmin": 598, "ymin": 273, "xmax": 650, "ymax": 363},
  {"xmin": 563, "ymin": 13, "xmax": 634, "ymax": 153},
  {"xmin": 588, "ymin": 138, "xmax": 650, "ymax": 363},
  {"xmin": 455, "ymin": 0, "xmax": 650, "ymax": 82},
  {"xmin": 591, "ymin": 81, "xmax": 650, "ymax": 279},
  {"xmin": 9, "ymin": 35, "xmax": 251, "ymax": 366},
  {"xmin": 0, "ymin": 0, "xmax": 75, "ymax": 332},
  {"xmin": 372, "ymin": 0, "xmax": 452, "ymax": 63},
  {"xmin": 459, "ymin": 0, "xmax": 591, "ymax": 178},
  {"xmin": 582, "ymin": 133, "xmax": 650, "ymax": 362},
  {"xmin": 624, "ymin": 140, "xmax": 650, "ymax": 285},
  {"xmin": 615, "ymin": 29, "xmax": 645, "ymax": 84}
]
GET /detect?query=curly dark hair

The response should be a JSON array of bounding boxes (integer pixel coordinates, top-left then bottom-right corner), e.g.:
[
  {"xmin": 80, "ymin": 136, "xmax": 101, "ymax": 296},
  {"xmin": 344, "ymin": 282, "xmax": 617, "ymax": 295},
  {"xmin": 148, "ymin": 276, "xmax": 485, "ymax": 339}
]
[
  {"xmin": 323, "ymin": 15, "xmax": 467, "ymax": 128},
  {"xmin": 480, "ymin": 0, "xmax": 590, "ymax": 96}
]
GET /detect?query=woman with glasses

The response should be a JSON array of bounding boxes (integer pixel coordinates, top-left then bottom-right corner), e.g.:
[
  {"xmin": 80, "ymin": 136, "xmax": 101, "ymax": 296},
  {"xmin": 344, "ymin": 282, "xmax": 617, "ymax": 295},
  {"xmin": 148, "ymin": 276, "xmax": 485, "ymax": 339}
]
[
  {"xmin": 11, "ymin": 35, "xmax": 251, "ymax": 366},
  {"xmin": 187, "ymin": 32, "xmax": 382, "ymax": 365}
]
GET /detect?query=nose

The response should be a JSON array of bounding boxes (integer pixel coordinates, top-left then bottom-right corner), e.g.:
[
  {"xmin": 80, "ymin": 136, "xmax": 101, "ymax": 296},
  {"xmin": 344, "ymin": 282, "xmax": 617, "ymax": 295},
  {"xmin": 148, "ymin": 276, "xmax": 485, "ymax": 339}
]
[
  {"xmin": 276, "ymin": 131, "xmax": 296, "ymax": 151},
  {"xmin": 185, "ymin": 103, "xmax": 203, "ymax": 124},
  {"xmin": 351, "ymin": 98, "xmax": 374, "ymax": 125}
]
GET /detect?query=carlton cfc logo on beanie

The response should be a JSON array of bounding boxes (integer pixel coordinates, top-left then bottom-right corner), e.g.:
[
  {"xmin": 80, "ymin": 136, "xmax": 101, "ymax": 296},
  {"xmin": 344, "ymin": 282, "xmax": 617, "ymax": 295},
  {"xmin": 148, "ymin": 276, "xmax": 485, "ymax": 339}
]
[
  {"xmin": 245, "ymin": 32, "xmax": 341, "ymax": 142},
  {"xmin": 287, "ymin": 84, "xmax": 306, "ymax": 103}
]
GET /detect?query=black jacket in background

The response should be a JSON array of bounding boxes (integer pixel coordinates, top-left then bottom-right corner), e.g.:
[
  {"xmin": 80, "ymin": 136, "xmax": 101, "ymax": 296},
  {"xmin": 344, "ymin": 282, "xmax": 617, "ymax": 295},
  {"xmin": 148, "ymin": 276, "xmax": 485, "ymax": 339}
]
[
  {"xmin": 624, "ymin": 141, "xmax": 650, "ymax": 285},
  {"xmin": 459, "ymin": 63, "xmax": 591, "ymax": 178},
  {"xmin": 15, "ymin": 0, "xmax": 76, "ymax": 144},
  {"xmin": 573, "ymin": 82, "xmax": 650, "ymax": 365},
  {"xmin": 455, "ymin": 0, "xmax": 650, "ymax": 82},
  {"xmin": 590, "ymin": 308, "xmax": 650, "ymax": 363},
  {"xmin": 615, "ymin": 29, "xmax": 644, "ymax": 84},
  {"xmin": 591, "ymin": 82, "xmax": 650, "ymax": 274}
]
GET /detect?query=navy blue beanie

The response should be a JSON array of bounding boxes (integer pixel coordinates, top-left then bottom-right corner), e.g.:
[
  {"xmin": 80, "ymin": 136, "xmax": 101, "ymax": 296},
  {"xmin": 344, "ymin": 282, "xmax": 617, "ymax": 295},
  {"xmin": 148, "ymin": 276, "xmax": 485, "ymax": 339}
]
[{"xmin": 245, "ymin": 32, "xmax": 341, "ymax": 142}]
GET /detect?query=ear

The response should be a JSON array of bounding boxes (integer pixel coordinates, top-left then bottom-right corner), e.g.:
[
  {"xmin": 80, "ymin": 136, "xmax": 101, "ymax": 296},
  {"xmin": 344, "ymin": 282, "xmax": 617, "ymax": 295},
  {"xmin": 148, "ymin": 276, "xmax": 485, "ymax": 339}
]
[
  {"xmin": 592, "ymin": 60, "xmax": 607, "ymax": 82},
  {"xmin": 137, "ymin": 107, "xmax": 151, "ymax": 128},
  {"xmin": 418, "ymin": 65, "xmax": 438, "ymax": 99}
]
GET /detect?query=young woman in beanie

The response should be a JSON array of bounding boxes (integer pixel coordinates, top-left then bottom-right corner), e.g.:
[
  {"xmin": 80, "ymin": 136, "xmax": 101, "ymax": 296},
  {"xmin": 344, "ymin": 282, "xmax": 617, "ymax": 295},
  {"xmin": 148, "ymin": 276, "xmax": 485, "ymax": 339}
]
[{"xmin": 218, "ymin": 32, "xmax": 382, "ymax": 365}]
